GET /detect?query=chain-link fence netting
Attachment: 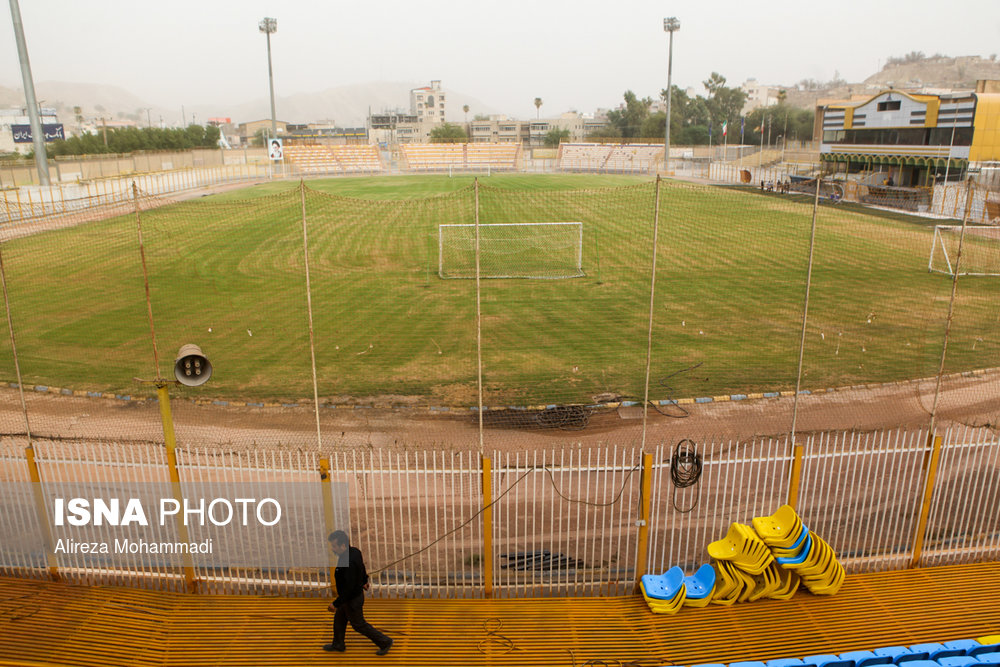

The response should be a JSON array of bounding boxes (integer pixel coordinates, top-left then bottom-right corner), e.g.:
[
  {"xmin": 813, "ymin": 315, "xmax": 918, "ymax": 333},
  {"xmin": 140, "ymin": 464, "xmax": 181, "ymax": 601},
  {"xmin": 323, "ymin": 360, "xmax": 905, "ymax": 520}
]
[{"xmin": 0, "ymin": 177, "xmax": 997, "ymax": 454}]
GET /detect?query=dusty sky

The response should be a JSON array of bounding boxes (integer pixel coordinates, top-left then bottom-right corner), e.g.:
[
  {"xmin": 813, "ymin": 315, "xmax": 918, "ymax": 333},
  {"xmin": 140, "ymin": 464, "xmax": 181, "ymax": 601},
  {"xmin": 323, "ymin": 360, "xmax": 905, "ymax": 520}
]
[{"xmin": 2, "ymin": 0, "xmax": 998, "ymax": 118}]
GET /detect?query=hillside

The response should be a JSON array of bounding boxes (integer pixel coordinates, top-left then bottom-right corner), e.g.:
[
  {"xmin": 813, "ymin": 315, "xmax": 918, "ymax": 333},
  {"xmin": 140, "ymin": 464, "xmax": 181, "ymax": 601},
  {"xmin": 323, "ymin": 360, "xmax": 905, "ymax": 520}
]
[
  {"xmin": 0, "ymin": 80, "xmax": 496, "ymax": 128},
  {"xmin": 865, "ymin": 55, "xmax": 1000, "ymax": 89}
]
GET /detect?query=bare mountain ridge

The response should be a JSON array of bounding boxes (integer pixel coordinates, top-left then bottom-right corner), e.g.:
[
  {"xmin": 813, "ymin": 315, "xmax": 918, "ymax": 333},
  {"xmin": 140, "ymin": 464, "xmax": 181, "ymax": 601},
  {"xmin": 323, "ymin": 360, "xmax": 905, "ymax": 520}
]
[
  {"xmin": 865, "ymin": 55, "xmax": 1000, "ymax": 89},
  {"xmin": 0, "ymin": 80, "xmax": 496, "ymax": 128}
]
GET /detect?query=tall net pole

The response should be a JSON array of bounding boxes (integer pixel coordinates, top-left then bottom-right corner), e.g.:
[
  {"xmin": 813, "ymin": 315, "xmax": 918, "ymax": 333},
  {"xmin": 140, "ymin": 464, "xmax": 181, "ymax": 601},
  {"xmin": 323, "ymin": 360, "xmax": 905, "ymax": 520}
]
[
  {"xmin": 475, "ymin": 178, "xmax": 484, "ymax": 452},
  {"xmin": 641, "ymin": 176, "xmax": 663, "ymax": 450},
  {"xmin": 928, "ymin": 178, "xmax": 975, "ymax": 436},
  {"xmin": 301, "ymin": 181, "xmax": 323, "ymax": 449},
  {"xmin": 133, "ymin": 182, "xmax": 161, "ymax": 379}
]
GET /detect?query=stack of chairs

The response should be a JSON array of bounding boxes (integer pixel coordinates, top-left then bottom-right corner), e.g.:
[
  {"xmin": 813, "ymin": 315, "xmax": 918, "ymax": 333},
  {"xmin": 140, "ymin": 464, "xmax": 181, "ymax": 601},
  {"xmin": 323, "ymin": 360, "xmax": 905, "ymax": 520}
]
[
  {"xmin": 708, "ymin": 523, "xmax": 800, "ymax": 604},
  {"xmin": 754, "ymin": 505, "xmax": 845, "ymax": 596},
  {"xmin": 640, "ymin": 504, "xmax": 844, "ymax": 614},
  {"xmin": 639, "ymin": 566, "xmax": 686, "ymax": 614}
]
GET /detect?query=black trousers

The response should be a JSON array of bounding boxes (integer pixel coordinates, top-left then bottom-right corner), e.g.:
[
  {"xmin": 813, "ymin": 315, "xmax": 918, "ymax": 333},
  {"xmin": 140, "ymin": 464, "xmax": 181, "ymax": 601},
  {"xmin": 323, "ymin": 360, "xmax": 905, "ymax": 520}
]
[{"xmin": 332, "ymin": 594, "xmax": 391, "ymax": 648}]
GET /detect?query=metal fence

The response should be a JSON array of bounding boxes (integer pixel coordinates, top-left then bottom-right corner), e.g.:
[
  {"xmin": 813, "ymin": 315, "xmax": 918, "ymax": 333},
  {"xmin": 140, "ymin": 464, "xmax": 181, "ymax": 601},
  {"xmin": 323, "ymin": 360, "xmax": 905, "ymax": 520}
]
[{"xmin": 1, "ymin": 426, "xmax": 997, "ymax": 597}]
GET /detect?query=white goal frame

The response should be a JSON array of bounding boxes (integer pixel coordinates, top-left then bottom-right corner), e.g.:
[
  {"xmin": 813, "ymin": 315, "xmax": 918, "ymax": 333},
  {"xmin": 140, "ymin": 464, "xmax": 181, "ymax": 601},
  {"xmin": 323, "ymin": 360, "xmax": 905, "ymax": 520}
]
[
  {"xmin": 438, "ymin": 222, "xmax": 584, "ymax": 279},
  {"xmin": 928, "ymin": 224, "xmax": 1000, "ymax": 277}
]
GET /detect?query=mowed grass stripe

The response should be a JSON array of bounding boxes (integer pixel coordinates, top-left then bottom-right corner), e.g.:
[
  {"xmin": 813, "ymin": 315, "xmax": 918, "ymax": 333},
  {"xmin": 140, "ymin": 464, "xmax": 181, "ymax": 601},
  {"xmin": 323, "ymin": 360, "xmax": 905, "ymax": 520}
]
[{"xmin": 0, "ymin": 175, "xmax": 996, "ymax": 404}]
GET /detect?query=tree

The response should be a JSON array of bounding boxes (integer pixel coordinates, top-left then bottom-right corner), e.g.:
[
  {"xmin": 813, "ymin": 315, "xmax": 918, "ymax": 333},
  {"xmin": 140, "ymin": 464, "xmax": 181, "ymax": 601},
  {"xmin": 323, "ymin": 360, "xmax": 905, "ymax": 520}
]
[
  {"xmin": 534, "ymin": 97, "xmax": 543, "ymax": 119},
  {"xmin": 463, "ymin": 104, "xmax": 470, "ymax": 123},
  {"xmin": 702, "ymin": 72, "xmax": 727, "ymax": 98},
  {"xmin": 606, "ymin": 90, "xmax": 652, "ymax": 138},
  {"xmin": 47, "ymin": 124, "xmax": 227, "ymax": 156},
  {"xmin": 544, "ymin": 127, "xmax": 570, "ymax": 147},
  {"xmin": 429, "ymin": 122, "xmax": 467, "ymax": 143}
]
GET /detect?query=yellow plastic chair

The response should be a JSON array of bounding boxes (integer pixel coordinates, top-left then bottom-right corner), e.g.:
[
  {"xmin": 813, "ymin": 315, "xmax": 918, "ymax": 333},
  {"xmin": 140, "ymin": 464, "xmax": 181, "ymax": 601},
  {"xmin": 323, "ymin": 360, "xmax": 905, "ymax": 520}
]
[
  {"xmin": 711, "ymin": 561, "xmax": 751, "ymax": 606},
  {"xmin": 747, "ymin": 562, "xmax": 781, "ymax": 601},
  {"xmin": 752, "ymin": 504, "xmax": 804, "ymax": 548},
  {"xmin": 767, "ymin": 563, "xmax": 801, "ymax": 600},
  {"xmin": 709, "ymin": 523, "xmax": 773, "ymax": 575},
  {"xmin": 802, "ymin": 560, "xmax": 845, "ymax": 595},
  {"xmin": 640, "ymin": 579, "xmax": 686, "ymax": 614}
]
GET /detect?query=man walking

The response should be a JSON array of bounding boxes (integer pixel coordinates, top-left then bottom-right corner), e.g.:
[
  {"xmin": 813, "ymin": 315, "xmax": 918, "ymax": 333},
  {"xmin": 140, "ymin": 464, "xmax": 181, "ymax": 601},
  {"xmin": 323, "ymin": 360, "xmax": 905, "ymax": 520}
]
[{"xmin": 323, "ymin": 530, "xmax": 393, "ymax": 656}]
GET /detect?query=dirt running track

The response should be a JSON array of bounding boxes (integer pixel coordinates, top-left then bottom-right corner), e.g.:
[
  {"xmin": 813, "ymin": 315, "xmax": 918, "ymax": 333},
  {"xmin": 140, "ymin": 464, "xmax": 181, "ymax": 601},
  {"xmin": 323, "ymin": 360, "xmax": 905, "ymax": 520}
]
[{"xmin": 1, "ymin": 370, "xmax": 997, "ymax": 452}]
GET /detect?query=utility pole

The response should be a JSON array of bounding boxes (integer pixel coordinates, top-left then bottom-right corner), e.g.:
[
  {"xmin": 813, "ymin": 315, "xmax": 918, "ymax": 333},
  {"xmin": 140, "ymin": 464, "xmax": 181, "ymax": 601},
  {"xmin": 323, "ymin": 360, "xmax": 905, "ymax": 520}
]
[{"xmin": 9, "ymin": 0, "xmax": 50, "ymax": 185}]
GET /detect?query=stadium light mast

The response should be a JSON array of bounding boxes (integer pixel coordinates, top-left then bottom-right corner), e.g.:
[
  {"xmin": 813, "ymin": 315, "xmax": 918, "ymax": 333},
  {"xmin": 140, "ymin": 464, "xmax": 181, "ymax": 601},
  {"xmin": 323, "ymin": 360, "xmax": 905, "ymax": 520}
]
[
  {"xmin": 259, "ymin": 17, "xmax": 278, "ymax": 139},
  {"xmin": 663, "ymin": 17, "xmax": 680, "ymax": 175},
  {"xmin": 9, "ymin": 0, "xmax": 50, "ymax": 185}
]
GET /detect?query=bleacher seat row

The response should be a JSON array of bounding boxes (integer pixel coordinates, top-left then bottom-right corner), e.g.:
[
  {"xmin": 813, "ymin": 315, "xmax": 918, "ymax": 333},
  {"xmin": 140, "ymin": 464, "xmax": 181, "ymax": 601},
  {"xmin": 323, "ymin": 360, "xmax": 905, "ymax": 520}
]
[
  {"xmin": 283, "ymin": 144, "xmax": 384, "ymax": 174},
  {"xmin": 557, "ymin": 143, "xmax": 664, "ymax": 174},
  {"xmin": 399, "ymin": 143, "xmax": 521, "ymax": 172},
  {"xmin": 676, "ymin": 635, "xmax": 1000, "ymax": 667}
]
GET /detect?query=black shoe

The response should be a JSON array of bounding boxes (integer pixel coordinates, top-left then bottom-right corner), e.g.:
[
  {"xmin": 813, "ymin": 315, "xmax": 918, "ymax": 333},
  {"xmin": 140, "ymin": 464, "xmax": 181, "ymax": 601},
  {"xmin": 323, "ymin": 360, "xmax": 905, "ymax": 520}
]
[
  {"xmin": 322, "ymin": 642, "xmax": 346, "ymax": 652},
  {"xmin": 375, "ymin": 638, "xmax": 393, "ymax": 656}
]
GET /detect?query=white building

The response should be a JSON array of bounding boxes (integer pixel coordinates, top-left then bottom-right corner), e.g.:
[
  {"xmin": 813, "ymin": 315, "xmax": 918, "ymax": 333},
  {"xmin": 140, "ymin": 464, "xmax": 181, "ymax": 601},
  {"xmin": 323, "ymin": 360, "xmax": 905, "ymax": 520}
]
[
  {"xmin": 741, "ymin": 78, "xmax": 780, "ymax": 115},
  {"xmin": 1, "ymin": 107, "xmax": 62, "ymax": 155}
]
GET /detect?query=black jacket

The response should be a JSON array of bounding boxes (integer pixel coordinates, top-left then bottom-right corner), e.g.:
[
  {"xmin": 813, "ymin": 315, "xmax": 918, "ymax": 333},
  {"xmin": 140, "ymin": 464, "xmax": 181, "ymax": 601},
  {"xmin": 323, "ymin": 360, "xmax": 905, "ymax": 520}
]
[{"xmin": 333, "ymin": 546, "xmax": 369, "ymax": 606}]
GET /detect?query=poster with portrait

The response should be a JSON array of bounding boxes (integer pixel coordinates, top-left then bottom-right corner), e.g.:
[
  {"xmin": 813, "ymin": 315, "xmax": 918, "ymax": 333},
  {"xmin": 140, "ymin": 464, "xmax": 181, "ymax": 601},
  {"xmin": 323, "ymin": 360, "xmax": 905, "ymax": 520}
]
[{"xmin": 268, "ymin": 137, "xmax": 283, "ymax": 160}]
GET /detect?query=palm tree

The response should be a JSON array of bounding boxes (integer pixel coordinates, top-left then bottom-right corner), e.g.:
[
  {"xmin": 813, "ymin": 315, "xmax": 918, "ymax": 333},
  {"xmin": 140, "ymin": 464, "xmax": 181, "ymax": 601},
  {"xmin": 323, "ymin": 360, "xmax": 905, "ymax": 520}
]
[
  {"xmin": 463, "ymin": 104, "xmax": 470, "ymax": 123},
  {"xmin": 534, "ymin": 97, "xmax": 543, "ymax": 119}
]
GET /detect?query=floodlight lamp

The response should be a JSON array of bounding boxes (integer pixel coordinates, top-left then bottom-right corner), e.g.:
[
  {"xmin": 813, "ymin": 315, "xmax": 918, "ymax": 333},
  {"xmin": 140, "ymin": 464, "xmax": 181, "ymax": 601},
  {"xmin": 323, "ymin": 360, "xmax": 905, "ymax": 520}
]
[
  {"xmin": 663, "ymin": 17, "xmax": 680, "ymax": 32},
  {"xmin": 259, "ymin": 17, "xmax": 277, "ymax": 34}
]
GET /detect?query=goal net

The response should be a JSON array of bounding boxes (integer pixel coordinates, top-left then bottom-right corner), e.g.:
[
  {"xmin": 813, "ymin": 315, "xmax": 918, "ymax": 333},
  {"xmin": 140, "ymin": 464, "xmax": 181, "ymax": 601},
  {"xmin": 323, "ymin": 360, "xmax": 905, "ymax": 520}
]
[
  {"xmin": 438, "ymin": 222, "xmax": 584, "ymax": 279},
  {"xmin": 929, "ymin": 224, "xmax": 1000, "ymax": 276}
]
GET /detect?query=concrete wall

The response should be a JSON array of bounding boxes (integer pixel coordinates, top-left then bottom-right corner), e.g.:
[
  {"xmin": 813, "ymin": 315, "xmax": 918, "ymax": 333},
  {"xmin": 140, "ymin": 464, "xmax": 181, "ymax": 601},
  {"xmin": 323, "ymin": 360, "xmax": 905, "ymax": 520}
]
[{"xmin": 0, "ymin": 148, "xmax": 269, "ymax": 188}]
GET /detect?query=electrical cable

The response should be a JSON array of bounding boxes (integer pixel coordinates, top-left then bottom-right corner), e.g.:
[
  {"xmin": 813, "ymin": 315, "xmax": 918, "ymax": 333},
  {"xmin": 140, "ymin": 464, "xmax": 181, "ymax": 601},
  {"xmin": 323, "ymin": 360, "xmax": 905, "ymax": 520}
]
[
  {"xmin": 477, "ymin": 617, "xmax": 517, "ymax": 654},
  {"xmin": 669, "ymin": 438, "xmax": 703, "ymax": 514},
  {"xmin": 615, "ymin": 363, "xmax": 705, "ymax": 419},
  {"xmin": 371, "ymin": 461, "xmax": 641, "ymax": 575}
]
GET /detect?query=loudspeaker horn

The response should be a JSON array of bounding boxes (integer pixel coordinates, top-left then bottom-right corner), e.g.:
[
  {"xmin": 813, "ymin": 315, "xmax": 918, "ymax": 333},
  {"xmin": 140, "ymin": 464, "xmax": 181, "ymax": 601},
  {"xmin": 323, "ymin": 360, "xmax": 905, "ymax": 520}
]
[{"xmin": 174, "ymin": 344, "xmax": 212, "ymax": 387}]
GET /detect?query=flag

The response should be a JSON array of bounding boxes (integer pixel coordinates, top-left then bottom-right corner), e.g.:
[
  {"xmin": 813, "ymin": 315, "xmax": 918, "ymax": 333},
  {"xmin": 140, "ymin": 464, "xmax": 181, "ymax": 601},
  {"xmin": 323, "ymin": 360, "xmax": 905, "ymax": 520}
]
[
  {"xmin": 741, "ymin": 116, "xmax": 745, "ymax": 139},
  {"xmin": 722, "ymin": 121, "xmax": 728, "ymax": 137}
]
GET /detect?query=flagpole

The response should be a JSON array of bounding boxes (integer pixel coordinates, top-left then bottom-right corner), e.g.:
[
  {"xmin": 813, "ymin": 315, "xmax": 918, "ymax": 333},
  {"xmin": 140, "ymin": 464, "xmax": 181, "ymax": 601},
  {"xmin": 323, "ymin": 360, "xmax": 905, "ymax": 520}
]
[
  {"xmin": 739, "ymin": 116, "xmax": 744, "ymax": 170},
  {"xmin": 723, "ymin": 121, "xmax": 728, "ymax": 175}
]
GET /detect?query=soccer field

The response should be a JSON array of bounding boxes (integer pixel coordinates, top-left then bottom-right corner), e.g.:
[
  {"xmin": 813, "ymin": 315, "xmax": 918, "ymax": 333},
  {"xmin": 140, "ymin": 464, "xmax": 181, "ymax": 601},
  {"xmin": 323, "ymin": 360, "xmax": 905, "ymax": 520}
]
[{"xmin": 1, "ymin": 174, "xmax": 996, "ymax": 406}]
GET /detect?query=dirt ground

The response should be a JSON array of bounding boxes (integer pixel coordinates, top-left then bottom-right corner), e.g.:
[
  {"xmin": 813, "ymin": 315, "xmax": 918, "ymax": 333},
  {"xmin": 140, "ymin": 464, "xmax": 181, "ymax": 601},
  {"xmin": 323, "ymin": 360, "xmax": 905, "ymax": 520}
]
[{"xmin": 2, "ymin": 369, "xmax": 997, "ymax": 452}]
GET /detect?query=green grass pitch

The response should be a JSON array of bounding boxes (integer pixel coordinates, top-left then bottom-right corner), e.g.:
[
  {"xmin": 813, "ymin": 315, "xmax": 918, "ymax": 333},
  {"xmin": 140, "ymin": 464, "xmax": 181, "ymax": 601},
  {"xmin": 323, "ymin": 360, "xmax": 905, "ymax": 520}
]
[{"xmin": 1, "ymin": 173, "xmax": 996, "ymax": 406}]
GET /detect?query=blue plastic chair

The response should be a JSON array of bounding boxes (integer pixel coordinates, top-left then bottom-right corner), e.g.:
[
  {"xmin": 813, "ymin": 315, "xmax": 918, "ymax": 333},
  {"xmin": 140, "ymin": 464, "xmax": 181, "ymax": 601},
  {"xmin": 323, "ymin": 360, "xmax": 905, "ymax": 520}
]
[
  {"xmin": 775, "ymin": 533, "xmax": 813, "ymax": 565},
  {"xmin": 942, "ymin": 640, "xmax": 982, "ymax": 653},
  {"xmin": 839, "ymin": 650, "xmax": 892, "ymax": 667},
  {"xmin": 640, "ymin": 566, "xmax": 685, "ymax": 601},
  {"xmin": 803, "ymin": 654, "xmax": 853, "ymax": 667},
  {"xmin": 893, "ymin": 661, "xmax": 936, "ymax": 667},
  {"xmin": 730, "ymin": 662, "xmax": 767, "ymax": 667},
  {"xmin": 683, "ymin": 563, "xmax": 716, "ymax": 600},
  {"xmin": 936, "ymin": 657, "xmax": 977, "ymax": 667},
  {"xmin": 766, "ymin": 659, "xmax": 806, "ymax": 667},
  {"xmin": 974, "ymin": 653, "xmax": 1000, "ymax": 666},
  {"xmin": 971, "ymin": 645, "xmax": 1000, "ymax": 658},
  {"xmin": 872, "ymin": 647, "xmax": 909, "ymax": 661}
]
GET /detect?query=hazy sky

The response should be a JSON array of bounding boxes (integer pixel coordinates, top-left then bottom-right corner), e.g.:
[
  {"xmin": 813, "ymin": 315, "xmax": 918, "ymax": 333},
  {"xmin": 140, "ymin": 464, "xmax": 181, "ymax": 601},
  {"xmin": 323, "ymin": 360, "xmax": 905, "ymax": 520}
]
[{"xmin": 2, "ymin": 0, "xmax": 998, "ymax": 119}]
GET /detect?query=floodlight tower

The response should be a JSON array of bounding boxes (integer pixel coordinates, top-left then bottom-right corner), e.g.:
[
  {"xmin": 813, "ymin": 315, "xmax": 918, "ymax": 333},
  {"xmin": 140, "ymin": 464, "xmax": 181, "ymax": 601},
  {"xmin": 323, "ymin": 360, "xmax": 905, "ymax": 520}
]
[
  {"xmin": 259, "ymin": 17, "xmax": 278, "ymax": 139},
  {"xmin": 662, "ymin": 17, "xmax": 680, "ymax": 175},
  {"xmin": 9, "ymin": 0, "xmax": 50, "ymax": 185}
]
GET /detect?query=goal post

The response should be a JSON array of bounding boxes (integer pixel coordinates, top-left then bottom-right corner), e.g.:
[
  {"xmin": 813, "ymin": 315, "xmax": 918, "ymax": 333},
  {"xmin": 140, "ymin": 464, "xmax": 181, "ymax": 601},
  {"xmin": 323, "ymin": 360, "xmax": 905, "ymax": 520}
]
[
  {"xmin": 929, "ymin": 224, "xmax": 1000, "ymax": 277},
  {"xmin": 438, "ymin": 222, "xmax": 584, "ymax": 279}
]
